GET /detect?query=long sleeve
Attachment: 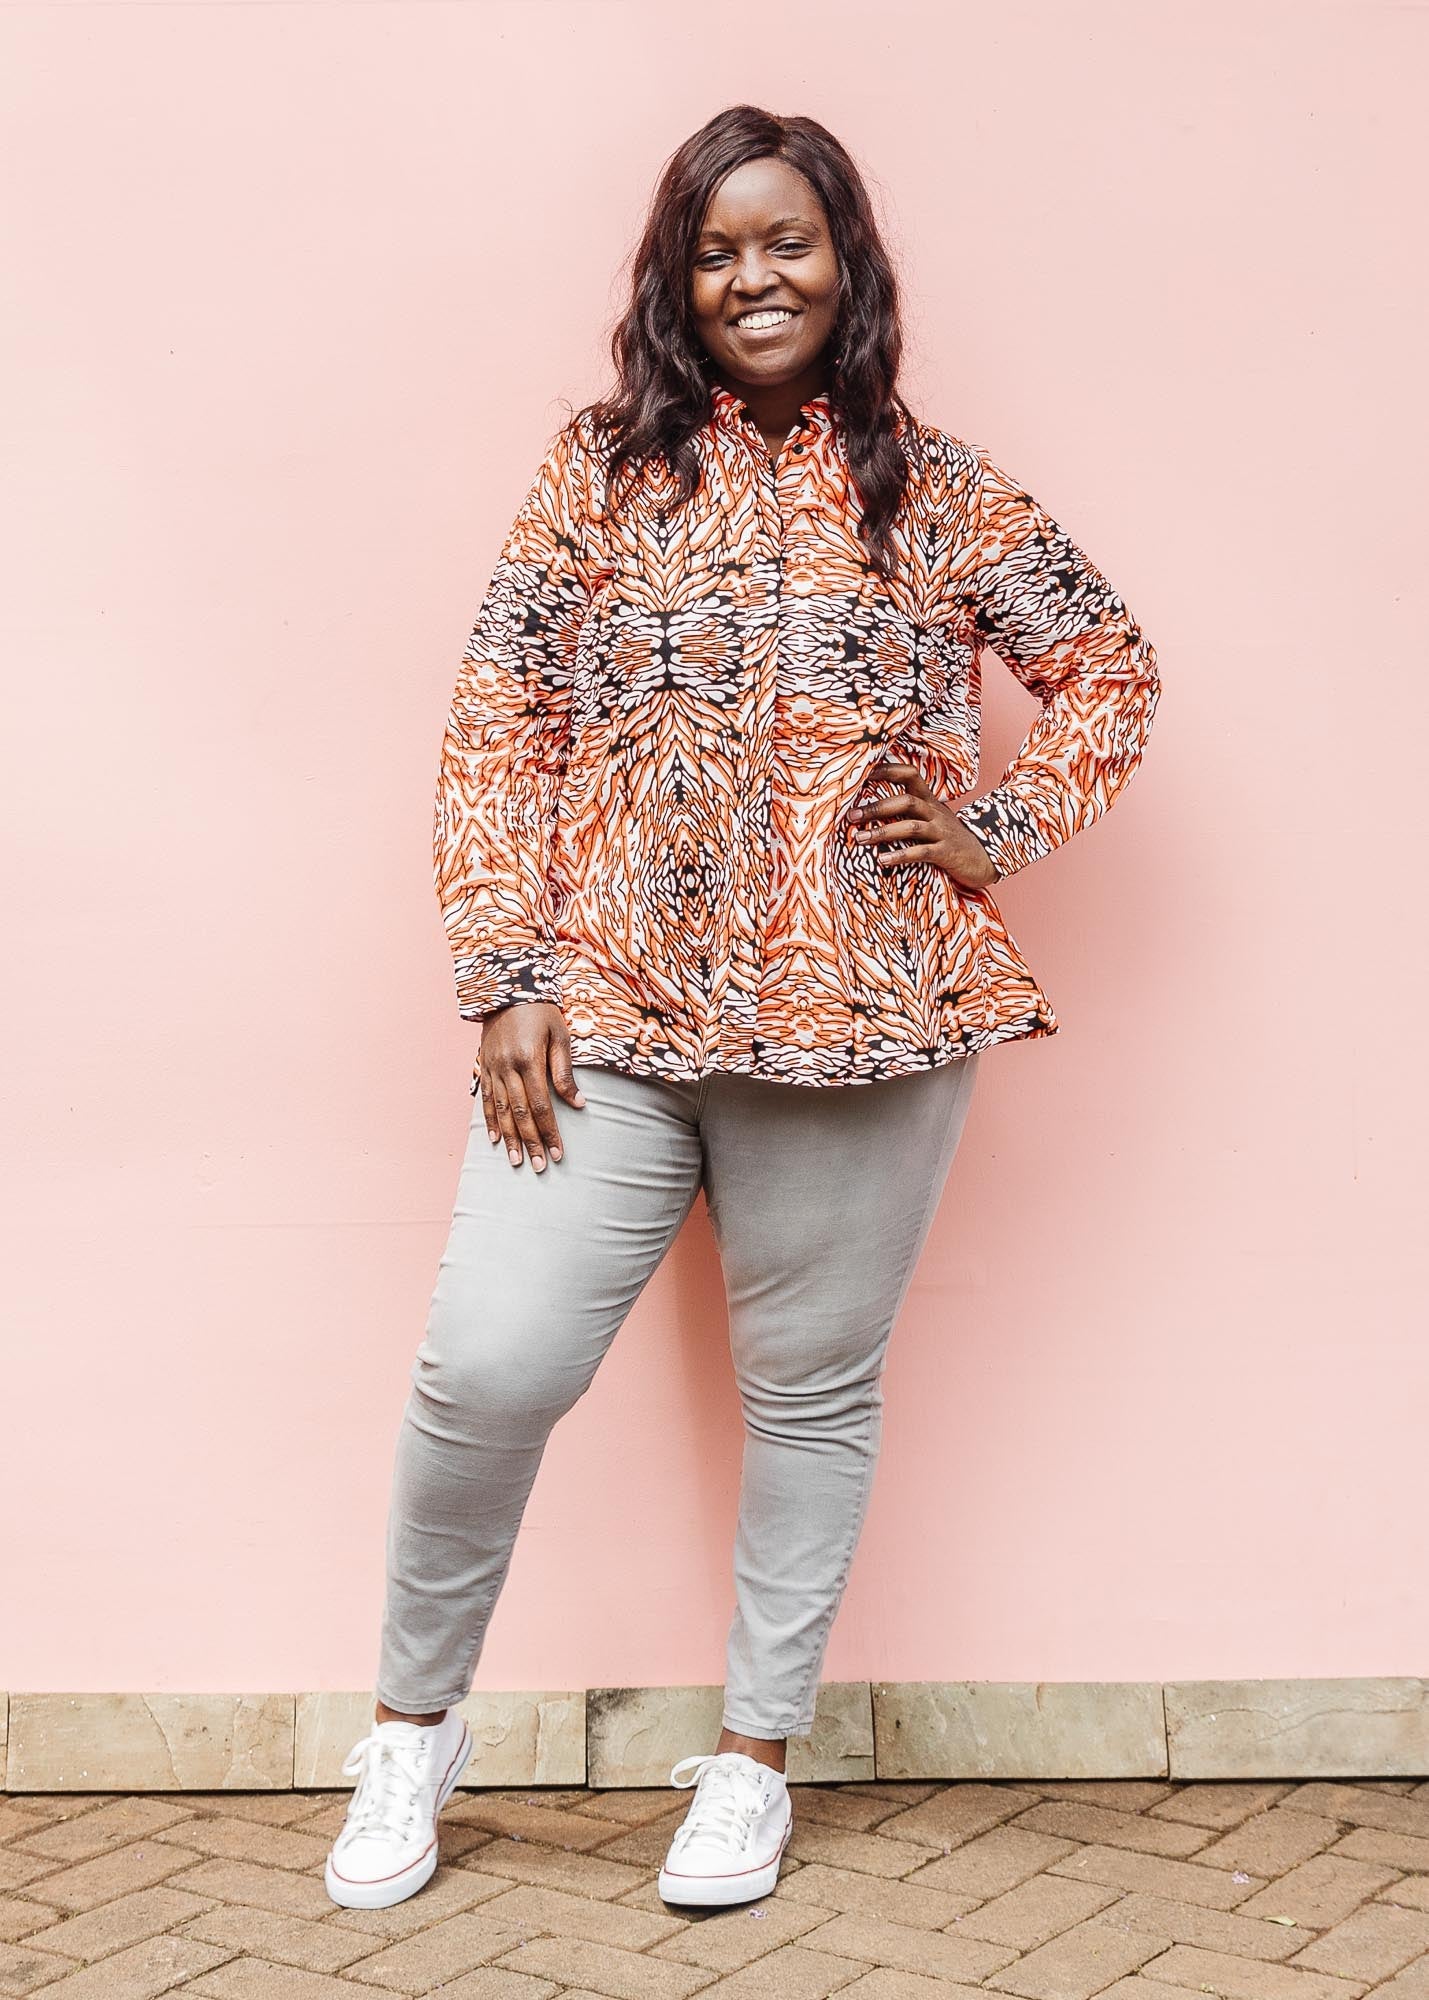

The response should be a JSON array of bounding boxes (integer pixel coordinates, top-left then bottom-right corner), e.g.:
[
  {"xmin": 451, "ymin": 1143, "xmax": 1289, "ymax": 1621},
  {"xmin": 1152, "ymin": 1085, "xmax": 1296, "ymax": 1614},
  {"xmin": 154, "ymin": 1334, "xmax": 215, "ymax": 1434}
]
[
  {"xmin": 952, "ymin": 447, "xmax": 1161, "ymax": 882},
  {"xmin": 434, "ymin": 421, "xmax": 594, "ymax": 1020}
]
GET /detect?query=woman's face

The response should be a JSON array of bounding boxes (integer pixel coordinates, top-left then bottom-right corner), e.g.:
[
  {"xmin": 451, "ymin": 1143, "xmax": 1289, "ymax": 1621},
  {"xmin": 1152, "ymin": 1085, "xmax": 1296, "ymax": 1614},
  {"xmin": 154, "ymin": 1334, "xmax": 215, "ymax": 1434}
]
[{"xmin": 690, "ymin": 157, "xmax": 840, "ymax": 392}]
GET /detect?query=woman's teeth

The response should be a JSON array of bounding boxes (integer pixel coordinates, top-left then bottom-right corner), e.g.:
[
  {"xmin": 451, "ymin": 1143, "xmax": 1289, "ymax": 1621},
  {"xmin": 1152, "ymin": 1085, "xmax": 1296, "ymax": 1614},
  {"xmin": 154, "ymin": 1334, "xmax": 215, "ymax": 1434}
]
[{"xmin": 737, "ymin": 309, "xmax": 795, "ymax": 329}]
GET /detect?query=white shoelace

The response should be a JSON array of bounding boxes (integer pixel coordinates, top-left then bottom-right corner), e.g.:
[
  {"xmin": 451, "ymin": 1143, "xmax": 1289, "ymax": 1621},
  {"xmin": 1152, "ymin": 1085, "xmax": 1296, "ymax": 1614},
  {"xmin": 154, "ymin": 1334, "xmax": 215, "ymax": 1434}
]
[
  {"xmin": 668, "ymin": 1753, "xmax": 769, "ymax": 1851},
  {"xmin": 339, "ymin": 1728, "xmax": 432, "ymax": 1843}
]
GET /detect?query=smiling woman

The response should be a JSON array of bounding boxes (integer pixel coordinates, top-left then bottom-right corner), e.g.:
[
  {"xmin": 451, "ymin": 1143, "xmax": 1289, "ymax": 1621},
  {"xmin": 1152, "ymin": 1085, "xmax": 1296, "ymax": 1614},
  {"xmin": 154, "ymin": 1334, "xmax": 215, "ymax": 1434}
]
[
  {"xmin": 690, "ymin": 163, "xmax": 841, "ymax": 459},
  {"xmin": 324, "ymin": 102, "xmax": 1161, "ymax": 1921}
]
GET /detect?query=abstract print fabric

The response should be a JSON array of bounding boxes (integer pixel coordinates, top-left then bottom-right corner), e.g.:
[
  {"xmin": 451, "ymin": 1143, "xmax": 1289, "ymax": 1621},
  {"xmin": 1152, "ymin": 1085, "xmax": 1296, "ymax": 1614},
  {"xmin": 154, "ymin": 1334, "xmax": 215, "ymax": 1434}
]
[{"xmin": 435, "ymin": 383, "xmax": 1160, "ymax": 1090}]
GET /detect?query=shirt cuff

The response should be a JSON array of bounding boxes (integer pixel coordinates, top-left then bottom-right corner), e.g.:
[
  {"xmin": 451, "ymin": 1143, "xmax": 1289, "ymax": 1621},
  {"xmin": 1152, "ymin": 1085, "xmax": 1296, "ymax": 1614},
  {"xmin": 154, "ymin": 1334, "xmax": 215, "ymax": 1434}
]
[
  {"xmin": 454, "ymin": 944, "xmax": 563, "ymax": 1021},
  {"xmin": 955, "ymin": 792, "xmax": 1052, "ymax": 883}
]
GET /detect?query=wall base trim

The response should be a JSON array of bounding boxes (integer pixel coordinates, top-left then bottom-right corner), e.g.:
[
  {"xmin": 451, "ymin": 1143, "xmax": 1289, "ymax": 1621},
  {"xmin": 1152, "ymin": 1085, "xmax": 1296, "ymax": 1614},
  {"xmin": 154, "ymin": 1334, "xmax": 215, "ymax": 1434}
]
[{"xmin": 3, "ymin": 1679, "xmax": 1426, "ymax": 1792}]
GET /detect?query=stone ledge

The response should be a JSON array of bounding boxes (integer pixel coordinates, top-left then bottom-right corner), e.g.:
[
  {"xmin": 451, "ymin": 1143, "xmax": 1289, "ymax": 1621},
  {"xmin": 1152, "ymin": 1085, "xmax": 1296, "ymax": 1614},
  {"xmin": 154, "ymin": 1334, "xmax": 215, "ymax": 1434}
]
[
  {"xmin": 587, "ymin": 1680, "xmax": 874, "ymax": 1786},
  {"xmin": 871, "ymin": 1680, "xmax": 1168, "ymax": 1779},
  {"xmin": 2, "ymin": 1693, "xmax": 293, "ymax": 1793},
  {"xmin": 1164, "ymin": 1678, "xmax": 1429, "ymax": 1778},
  {"xmin": 2, "ymin": 1680, "xmax": 1425, "ymax": 1791},
  {"xmin": 296, "ymin": 1688, "xmax": 587, "ymax": 1789}
]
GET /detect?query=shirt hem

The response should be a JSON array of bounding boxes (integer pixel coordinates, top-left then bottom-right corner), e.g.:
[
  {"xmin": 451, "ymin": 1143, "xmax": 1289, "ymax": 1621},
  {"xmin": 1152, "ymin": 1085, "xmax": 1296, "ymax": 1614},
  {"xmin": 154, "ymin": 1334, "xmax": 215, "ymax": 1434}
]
[{"xmin": 468, "ymin": 1011, "xmax": 1059, "ymax": 1094}]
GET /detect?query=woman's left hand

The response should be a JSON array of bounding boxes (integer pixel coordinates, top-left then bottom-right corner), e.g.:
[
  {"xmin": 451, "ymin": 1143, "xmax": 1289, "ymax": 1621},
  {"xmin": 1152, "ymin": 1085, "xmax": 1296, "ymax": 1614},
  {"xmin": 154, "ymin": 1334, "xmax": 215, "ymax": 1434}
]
[{"xmin": 849, "ymin": 761, "xmax": 1000, "ymax": 892}]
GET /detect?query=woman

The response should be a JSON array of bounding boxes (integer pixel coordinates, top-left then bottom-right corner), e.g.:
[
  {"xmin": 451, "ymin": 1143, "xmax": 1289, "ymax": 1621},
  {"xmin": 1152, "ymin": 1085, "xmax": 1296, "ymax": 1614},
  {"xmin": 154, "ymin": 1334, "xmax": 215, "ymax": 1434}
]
[{"xmin": 325, "ymin": 103, "xmax": 1160, "ymax": 1914}]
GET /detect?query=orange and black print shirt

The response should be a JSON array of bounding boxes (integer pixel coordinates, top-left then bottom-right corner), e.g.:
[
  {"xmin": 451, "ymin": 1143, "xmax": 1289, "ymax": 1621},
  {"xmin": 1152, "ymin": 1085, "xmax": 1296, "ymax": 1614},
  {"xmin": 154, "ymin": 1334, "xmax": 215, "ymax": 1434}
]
[{"xmin": 435, "ymin": 384, "xmax": 1160, "ymax": 1092}]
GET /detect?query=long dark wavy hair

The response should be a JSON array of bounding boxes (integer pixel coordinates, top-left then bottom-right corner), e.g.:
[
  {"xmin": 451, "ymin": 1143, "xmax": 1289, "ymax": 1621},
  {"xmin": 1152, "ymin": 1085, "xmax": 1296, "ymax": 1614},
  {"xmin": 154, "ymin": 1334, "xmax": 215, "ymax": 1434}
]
[{"xmin": 576, "ymin": 105, "xmax": 926, "ymax": 578}]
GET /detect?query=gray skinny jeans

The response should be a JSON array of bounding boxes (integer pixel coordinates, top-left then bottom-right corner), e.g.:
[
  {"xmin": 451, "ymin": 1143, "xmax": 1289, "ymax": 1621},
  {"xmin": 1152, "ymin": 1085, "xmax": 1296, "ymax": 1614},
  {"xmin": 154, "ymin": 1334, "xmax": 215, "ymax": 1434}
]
[{"xmin": 375, "ymin": 1051, "xmax": 981, "ymax": 1738}]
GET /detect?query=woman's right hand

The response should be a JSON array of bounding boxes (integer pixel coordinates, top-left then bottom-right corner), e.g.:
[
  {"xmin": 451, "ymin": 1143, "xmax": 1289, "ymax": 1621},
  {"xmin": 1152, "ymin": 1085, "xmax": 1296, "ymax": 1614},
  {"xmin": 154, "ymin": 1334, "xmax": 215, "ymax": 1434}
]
[{"xmin": 477, "ymin": 1001, "xmax": 586, "ymax": 1171}]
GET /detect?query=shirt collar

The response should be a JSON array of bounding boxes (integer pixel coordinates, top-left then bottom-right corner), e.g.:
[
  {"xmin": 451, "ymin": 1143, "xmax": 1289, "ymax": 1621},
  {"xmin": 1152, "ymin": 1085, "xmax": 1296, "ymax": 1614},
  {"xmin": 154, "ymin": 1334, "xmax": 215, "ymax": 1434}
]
[{"xmin": 709, "ymin": 380, "xmax": 835, "ymax": 439}]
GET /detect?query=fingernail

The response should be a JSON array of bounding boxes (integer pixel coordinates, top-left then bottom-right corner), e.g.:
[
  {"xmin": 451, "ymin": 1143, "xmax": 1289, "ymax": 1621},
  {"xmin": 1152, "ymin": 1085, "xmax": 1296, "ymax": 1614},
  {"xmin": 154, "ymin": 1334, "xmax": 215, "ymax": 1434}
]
[
  {"xmin": 550, "ymin": 1146, "xmax": 563, "ymax": 1162},
  {"xmin": 573, "ymin": 1091, "xmax": 586, "ymax": 1106},
  {"xmin": 508, "ymin": 1149, "xmax": 522, "ymax": 1165},
  {"xmin": 532, "ymin": 1156, "xmax": 546, "ymax": 1173}
]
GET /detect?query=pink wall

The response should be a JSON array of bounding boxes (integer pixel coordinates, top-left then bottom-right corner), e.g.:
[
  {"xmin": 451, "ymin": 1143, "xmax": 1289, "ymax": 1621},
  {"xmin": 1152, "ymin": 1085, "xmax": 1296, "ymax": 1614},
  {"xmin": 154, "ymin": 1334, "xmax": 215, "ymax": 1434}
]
[{"xmin": 3, "ymin": 1, "xmax": 1424, "ymax": 1700}]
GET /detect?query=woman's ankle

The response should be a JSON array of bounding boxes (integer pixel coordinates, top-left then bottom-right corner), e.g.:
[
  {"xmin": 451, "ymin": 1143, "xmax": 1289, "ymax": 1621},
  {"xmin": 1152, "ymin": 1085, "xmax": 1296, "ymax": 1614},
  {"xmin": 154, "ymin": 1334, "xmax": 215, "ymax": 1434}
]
[
  {"xmin": 375, "ymin": 1700, "xmax": 447, "ymax": 1726},
  {"xmin": 716, "ymin": 1725, "xmax": 786, "ymax": 1773}
]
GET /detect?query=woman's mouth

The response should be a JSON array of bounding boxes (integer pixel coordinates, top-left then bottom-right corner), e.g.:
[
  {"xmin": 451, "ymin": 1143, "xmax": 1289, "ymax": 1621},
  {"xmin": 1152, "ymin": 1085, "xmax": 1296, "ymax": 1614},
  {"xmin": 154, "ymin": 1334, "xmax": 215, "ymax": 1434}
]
[{"xmin": 732, "ymin": 308, "xmax": 800, "ymax": 338}]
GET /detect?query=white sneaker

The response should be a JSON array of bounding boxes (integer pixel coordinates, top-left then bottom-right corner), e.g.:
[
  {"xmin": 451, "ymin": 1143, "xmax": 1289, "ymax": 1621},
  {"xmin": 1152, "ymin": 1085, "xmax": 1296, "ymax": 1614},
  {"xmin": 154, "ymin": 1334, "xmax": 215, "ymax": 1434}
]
[
  {"xmin": 656, "ymin": 1751, "xmax": 793, "ymax": 1906},
  {"xmin": 324, "ymin": 1708, "xmax": 472, "ymax": 1909}
]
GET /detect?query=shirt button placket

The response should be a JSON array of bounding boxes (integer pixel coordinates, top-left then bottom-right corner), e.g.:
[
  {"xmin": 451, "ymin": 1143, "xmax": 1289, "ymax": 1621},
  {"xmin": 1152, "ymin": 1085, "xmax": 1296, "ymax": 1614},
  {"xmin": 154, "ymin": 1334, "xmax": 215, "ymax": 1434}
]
[{"xmin": 716, "ymin": 423, "xmax": 783, "ymax": 1071}]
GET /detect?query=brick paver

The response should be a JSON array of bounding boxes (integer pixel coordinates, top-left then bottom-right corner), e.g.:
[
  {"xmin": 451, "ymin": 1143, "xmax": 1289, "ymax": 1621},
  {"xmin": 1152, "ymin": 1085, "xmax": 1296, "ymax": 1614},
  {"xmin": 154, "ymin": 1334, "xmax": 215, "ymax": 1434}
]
[
  {"xmin": 486, "ymin": 1934, "xmax": 714, "ymax": 1995},
  {"xmin": 783, "ymin": 1821, "xmax": 945, "ymax": 1879},
  {"xmin": 1336, "ymin": 1829, "xmax": 1429, "ymax": 1875},
  {"xmin": 984, "ymin": 1913, "xmax": 1171, "ymax": 1998},
  {"xmin": 682, "ymin": 1941, "xmax": 860, "ymax": 1995},
  {"xmin": 0, "ymin": 1893, "xmax": 63, "ymax": 1945},
  {"xmin": 0, "ymin": 1932, "xmax": 79, "ymax": 1992},
  {"xmin": 1370, "ymin": 1964, "xmax": 1429, "ymax": 2000},
  {"xmin": 1048, "ymin": 1842, "xmax": 1266, "ymax": 1909},
  {"xmin": 1007, "ymin": 1804, "xmax": 1211, "ymax": 1861},
  {"xmin": 1236, "ymin": 1852, "xmax": 1403, "ymax": 1927},
  {"xmin": 1194, "ymin": 1812, "xmax": 1344, "ymax": 1879},
  {"xmin": 347, "ymin": 1909, "xmax": 535, "ymax": 1989},
  {"xmin": 1099, "ymin": 1890, "xmax": 1318, "ymax": 1959},
  {"xmin": 1148, "ymin": 1786, "xmax": 1295, "ymax": 1832},
  {"xmin": 1288, "ymin": 1902, "xmax": 1429, "ymax": 1982},
  {"xmin": 903, "ymin": 1827, "xmax": 1076, "ymax": 1901},
  {"xmin": 648, "ymin": 1898, "xmax": 830, "ymax": 1973},
  {"xmin": 1285, "ymin": 1791, "xmax": 1429, "ymax": 1840},
  {"xmin": 1124, "ymin": 1942, "xmax": 1366, "ymax": 2000},
  {"xmin": 425, "ymin": 1973, "xmax": 560, "ymax": 1999},
  {"xmin": 0, "ymin": 1771, "xmax": 1425, "ymax": 1997},
  {"xmin": 954, "ymin": 1874, "xmax": 1121, "ymax": 1949},
  {"xmin": 1383, "ymin": 1879, "xmax": 1429, "ymax": 1914},
  {"xmin": 838, "ymin": 1974, "xmax": 983, "ymax": 2000},
  {"xmin": 785, "ymin": 1791, "xmax": 910, "ymax": 1836},
  {"xmin": 14, "ymin": 1839, "xmax": 207, "ymax": 1913},
  {"xmin": 775, "ymin": 1859, "xmax": 971, "ymax": 1929},
  {"xmin": 20, "ymin": 1931, "xmax": 229, "ymax": 1997},
  {"xmin": 16, "ymin": 1885, "xmax": 218, "ymax": 1964},
  {"xmin": 476, "ymin": 1885, "xmax": 683, "ymax": 1953}
]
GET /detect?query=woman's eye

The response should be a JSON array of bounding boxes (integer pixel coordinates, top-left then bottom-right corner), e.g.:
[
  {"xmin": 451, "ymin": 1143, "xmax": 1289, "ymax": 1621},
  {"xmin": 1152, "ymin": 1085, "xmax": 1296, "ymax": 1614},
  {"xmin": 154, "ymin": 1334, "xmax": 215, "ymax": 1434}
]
[{"xmin": 694, "ymin": 241, "xmax": 810, "ymax": 268}]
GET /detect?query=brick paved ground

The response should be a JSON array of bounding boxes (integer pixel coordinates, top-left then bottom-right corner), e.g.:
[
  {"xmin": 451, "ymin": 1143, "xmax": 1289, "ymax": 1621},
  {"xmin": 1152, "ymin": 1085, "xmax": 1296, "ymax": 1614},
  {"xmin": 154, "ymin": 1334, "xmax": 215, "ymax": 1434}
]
[{"xmin": 4, "ymin": 1775, "xmax": 1429, "ymax": 1998}]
